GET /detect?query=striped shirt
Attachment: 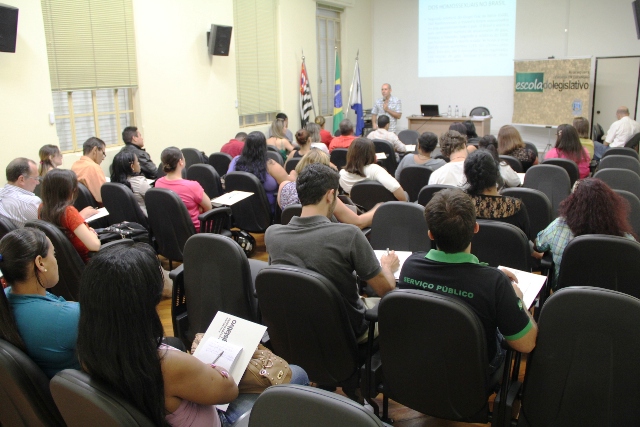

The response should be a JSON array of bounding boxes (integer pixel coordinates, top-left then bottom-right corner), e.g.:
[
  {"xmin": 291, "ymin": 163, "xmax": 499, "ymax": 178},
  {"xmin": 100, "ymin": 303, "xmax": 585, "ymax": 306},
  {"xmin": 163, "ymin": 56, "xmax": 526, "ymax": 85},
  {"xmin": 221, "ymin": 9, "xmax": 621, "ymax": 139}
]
[
  {"xmin": 371, "ymin": 95, "xmax": 402, "ymax": 133},
  {"xmin": 0, "ymin": 184, "xmax": 41, "ymax": 228}
]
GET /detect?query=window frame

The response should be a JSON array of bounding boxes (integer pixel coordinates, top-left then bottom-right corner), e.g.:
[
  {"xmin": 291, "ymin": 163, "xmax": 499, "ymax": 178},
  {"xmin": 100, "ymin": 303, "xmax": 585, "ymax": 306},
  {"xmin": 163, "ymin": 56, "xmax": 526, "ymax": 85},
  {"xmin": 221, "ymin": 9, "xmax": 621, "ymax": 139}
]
[{"xmin": 316, "ymin": 5, "xmax": 342, "ymax": 117}]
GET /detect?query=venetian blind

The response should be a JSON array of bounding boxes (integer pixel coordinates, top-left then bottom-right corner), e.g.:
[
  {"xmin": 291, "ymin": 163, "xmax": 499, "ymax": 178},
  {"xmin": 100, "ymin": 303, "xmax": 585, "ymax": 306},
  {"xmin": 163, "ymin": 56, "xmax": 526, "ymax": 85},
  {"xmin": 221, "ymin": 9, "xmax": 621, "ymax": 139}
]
[
  {"xmin": 233, "ymin": 0, "xmax": 280, "ymax": 116},
  {"xmin": 41, "ymin": 0, "xmax": 138, "ymax": 91}
]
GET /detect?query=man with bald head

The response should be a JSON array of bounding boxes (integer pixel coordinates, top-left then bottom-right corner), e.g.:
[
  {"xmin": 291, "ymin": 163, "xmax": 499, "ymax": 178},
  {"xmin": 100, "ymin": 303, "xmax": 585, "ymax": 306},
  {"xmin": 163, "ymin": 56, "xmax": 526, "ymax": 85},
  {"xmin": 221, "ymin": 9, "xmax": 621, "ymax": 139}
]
[
  {"xmin": 594, "ymin": 106, "xmax": 640, "ymax": 159},
  {"xmin": 371, "ymin": 83, "xmax": 402, "ymax": 133}
]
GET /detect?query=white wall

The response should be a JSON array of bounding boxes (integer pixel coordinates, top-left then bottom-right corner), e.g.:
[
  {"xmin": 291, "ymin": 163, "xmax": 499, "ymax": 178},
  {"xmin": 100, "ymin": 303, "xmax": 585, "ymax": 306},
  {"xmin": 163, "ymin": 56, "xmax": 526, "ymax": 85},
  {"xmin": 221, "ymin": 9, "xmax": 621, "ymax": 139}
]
[{"xmin": 372, "ymin": 0, "xmax": 640, "ymax": 150}]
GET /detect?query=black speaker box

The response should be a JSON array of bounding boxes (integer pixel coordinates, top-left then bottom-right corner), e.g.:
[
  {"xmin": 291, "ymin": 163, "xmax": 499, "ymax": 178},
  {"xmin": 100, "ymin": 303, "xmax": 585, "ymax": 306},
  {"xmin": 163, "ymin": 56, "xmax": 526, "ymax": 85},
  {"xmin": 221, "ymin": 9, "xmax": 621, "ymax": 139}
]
[
  {"xmin": 0, "ymin": 3, "xmax": 18, "ymax": 53},
  {"xmin": 207, "ymin": 24, "xmax": 232, "ymax": 56}
]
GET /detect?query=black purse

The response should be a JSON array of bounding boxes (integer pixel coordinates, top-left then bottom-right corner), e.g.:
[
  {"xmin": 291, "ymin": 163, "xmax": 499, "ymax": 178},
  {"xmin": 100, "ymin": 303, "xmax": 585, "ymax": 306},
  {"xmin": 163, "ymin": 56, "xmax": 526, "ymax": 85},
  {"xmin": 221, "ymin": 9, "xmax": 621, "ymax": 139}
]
[{"xmin": 95, "ymin": 221, "xmax": 149, "ymax": 244}]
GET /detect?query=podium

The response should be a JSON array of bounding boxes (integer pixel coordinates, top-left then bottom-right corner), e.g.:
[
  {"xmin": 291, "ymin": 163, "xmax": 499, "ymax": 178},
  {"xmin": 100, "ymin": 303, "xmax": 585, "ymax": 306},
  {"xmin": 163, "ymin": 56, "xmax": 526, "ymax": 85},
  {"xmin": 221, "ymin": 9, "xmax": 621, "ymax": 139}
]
[{"xmin": 407, "ymin": 116, "xmax": 491, "ymax": 137}]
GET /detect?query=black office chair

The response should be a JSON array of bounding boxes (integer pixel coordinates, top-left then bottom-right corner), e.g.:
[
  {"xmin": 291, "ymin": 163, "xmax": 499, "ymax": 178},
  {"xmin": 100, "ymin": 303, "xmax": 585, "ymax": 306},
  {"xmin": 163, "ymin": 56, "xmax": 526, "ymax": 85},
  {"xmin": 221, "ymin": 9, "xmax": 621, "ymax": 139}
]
[
  {"xmin": 267, "ymin": 151, "xmax": 284, "ymax": 166},
  {"xmin": 516, "ymin": 287, "xmax": 640, "ymax": 426},
  {"xmin": 601, "ymin": 146, "xmax": 639, "ymax": 160},
  {"xmin": 598, "ymin": 154, "xmax": 640, "ymax": 176},
  {"xmin": 181, "ymin": 148, "xmax": 206, "ymax": 169},
  {"xmin": 542, "ymin": 158, "xmax": 579, "ymax": 187},
  {"xmin": 350, "ymin": 180, "xmax": 397, "ymax": 212},
  {"xmin": 417, "ymin": 184, "xmax": 456, "ymax": 207},
  {"xmin": 593, "ymin": 168, "xmax": 640, "ymax": 200},
  {"xmin": 186, "ymin": 164, "xmax": 222, "ymax": 199},
  {"xmin": 624, "ymin": 132, "xmax": 640, "ymax": 151},
  {"xmin": 100, "ymin": 183, "xmax": 149, "ymax": 228},
  {"xmin": 501, "ymin": 188, "xmax": 552, "ymax": 240},
  {"xmin": 247, "ymin": 384, "xmax": 386, "ymax": 427},
  {"xmin": 224, "ymin": 172, "xmax": 273, "ymax": 233},
  {"xmin": 284, "ymin": 157, "xmax": 301, "ymax": 174},
  {"xmin": 50, "ymin": 369, "xmax": 155, "ymax": 427},
  {"xmin": 499, "ymin": 155, "xmax": 524, "ymax": 173},
  {"xmin": 156, "ymin": 162, "xmax": 186, "ymax": 179},
  {"xmin": 398, "ymin": 166, "xmax": 433, "ymax": 202},
  {"xmin": 469, "ymin": 106, "xmax": 490, "ymax": 117},
  {"xmin": 472, "ymin": 220, "xmax": 531, "ymax": 271},
  {"xmin": 377, "ymin": 289, "xmax": 515, "ymax": 425},
  {"xmin": 372, "ymin": 139, "xmax": 398, "ymax": 176},
  {"xmin": 397, "ymin": 130, "xmax": 419, "ymax": 146},
  {"xmin": 73, "ymin": 182, "xmax": 97, "ymax": 212},
  {"xmin": 330, "ymin": 148, "xmax": 348, "ymax": 170},
  {"xmin": 266, "ymin": 145, "xmax": 280, "ymax": 153},
  {"xmin": 523, "ymin": 165, "xmax": 571, "ymax": 218},
  {"xmin": 281, "ymin": 204, "xmax": 302, "ymax": 225},
  {"xmin": 592, "ymin": 123, "xmax": 605, "ymax": 143},
  {"xmin": 25, "ymin": 220, "xmax": 84, "ymax": 301},
  {"xmin": 614, "ymin": 189, "xmax": 640, "ymax": 237},
  {"xmin": 0, "ymin": 216, "xmax": 17, "ymax": 240},
  {"xmin": 523, "ymin": 141, "xmax": 539, "ymax": 159},
  {"xmin": 369, "ymin": 202, "xmax": 430, "ymax": 252},
  {"xmin": 0, "ymin": 339, "xmax": 66, "ymax": 427},
  {"xmin": 208, "ymin": 152, "xmax": 233, "ymax": 177}
]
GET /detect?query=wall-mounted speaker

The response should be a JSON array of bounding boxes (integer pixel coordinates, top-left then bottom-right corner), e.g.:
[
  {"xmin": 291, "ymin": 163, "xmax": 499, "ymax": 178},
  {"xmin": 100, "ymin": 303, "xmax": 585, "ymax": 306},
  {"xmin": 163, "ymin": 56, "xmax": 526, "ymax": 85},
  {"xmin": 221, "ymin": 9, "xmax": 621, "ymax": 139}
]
[
  {"xmin": 207, "ymin": 24, "xmax": 232, "ymax": 56},
  {"xmin": 633, "ymin": 1, "xmax": 640, "ymax": 40},
  {"xmin": 0, "ymin": 3, "xmax": 18, "ymax": 53}
]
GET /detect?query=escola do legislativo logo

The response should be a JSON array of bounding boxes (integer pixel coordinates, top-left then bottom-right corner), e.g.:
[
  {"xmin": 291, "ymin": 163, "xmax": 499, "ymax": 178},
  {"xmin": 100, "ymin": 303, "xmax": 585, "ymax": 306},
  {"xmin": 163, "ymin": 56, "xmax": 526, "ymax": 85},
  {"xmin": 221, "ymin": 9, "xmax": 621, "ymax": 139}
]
[{"xmin": 515, "ymin": 73, "xmax": 544, "ymax": 92}]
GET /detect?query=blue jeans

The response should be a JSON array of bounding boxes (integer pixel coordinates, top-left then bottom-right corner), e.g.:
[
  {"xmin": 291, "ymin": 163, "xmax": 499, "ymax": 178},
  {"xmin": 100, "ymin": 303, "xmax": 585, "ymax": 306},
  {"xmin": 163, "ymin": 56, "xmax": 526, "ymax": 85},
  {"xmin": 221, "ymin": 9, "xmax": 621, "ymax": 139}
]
[
  {"xmin": 594, "ymin": 141, "xmax": 608, "ymax": 160},
  {"xmin": 219, "ymin": 365, "xmax": 309, "ymax": 426}
]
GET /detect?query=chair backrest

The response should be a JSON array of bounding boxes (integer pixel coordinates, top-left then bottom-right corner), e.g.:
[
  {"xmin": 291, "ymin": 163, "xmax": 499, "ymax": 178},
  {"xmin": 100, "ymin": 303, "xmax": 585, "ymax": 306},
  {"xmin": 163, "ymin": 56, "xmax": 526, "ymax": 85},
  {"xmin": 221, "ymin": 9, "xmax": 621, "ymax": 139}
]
[
  {"xmin": 50, "ymin": 369, "xmax": 155, "ymax": 427},
  {"xmin": 182, "ymin": 234, "xmax": 258, "ymax": 342},
  {"xmin": 624, "ymin": 132, "xmax": 640, "ymax": 150},
  {"xmin": 593, "ymin": 168, "xmax": 640, "ymax": 199},
  {"xmin": 248, "ymin": 384, "xmax": 384, "ymax": 427},
  {"xmin": 556, "ymin": 235, "xmax": 640, "ymax": 298},
  {"xmin": 614, "ymin": 189, "xmax": 640, "ymax": 237},
  {"xmin": 330, "ymin": 148, "xmax": 348, "ymax": 170},
  {"xmin": 592, "ymin": 122, "xmax": 605, "ymax": 143},
  {"xmin": 399, "ymin": 166, "xmax": 433, "ymax": 202},
  {"xmin": 266, "ymin": 145, "xmax": 280, "ymax": 153},
  {"xmin": 598, "ymin": 154, "xmax": 640, "ymax": 176},
  {"xmin": 208, "ymin": 152, "xmax": 233, "ymax": 177},
  {"xmin": 602, "ymin": 146, "xmax": 639, "ymax": 160},
  {"xmin": 518, "ymin": 287, "xmax": 640, "ymax": 426},
  {"xmin": 523, "ymin": 164, "xmax": 571, "ymax": 218},
  {"xmin": 370, "ymin": 202, "xmax": 430, "ymax": 252},
  {"xmin": 181, "ymin": 148, "xmax": 205, "ymax": 169},
  {"xmin": 224, "ymin": 172, "xmax": 272, "ymax": 232},
  {"xmin": 469, "ymin": 106, "xmax": 490, "ymax": 117},
  {"xmin": 471, "ymin": 220, "xmax": 530, "ymax": 270},
  {"xmin": 542, "ymin": 158, "xmax": 579, "ymax": 186},
  {"xmin": 350, "ymin": 180, "xmax": 396, "ymax": 212},
  {"xmin": 144, "ymin": 188, "xmax": 196, "ymax": 262},
  {"xmin": 378, "ymin": 289, "xmax": 489, "ymax": 422},
  {"xmin": 100, "ymin": 183, "xmax": 148, "ymax": 228},
  {"xmin": 0, "ymin": 215, "xmax": 17, "ymax": 240},
  {"xmin": 501, "ymin": 188, "xmax": 552, "ymax": 239},
  {"xmin": 266, "ymin": 151, "xmax": 283, "ymax": 166},
  {"xmin": 397, "ymin": 129, "xmax": 419, "ymax": 146},
  {"xmin": 25, "ymin": 220, "xmax": 84, "ymax": 301},
  {"xmin": 73, "ymin": 182, "xmax": 97, "ymax": 212},
  {"xmin": 186, "ymin": 164, "xmax": 222, "ymax": 199},
  {"xmin": 523, "ymin": 141, "xmax": 539, "ymax": 158},
  {"xmin": 0, "ymin": 339, "xmax": 65, "ymax": 427},
  {"xmin": 284, "ymin": 157, "xmax": 300, "ymax": 174},
  {"xmin": 372, "ymin": 139, "xmax": 398, "ymax": 175},
  {"xmin": 417, "ymin": 184, "xmax": 456, "ymax": 206},
  {"xmin": 281, "ymin": 203, "xmax": 302, "ymax": 225},
  {"xmin": 499, "ymin": 155, "xmax": 524, "ymax": 173},
  {"xmin": 255, "ymin": 265, "xmax": 359, "ymax": 385}
]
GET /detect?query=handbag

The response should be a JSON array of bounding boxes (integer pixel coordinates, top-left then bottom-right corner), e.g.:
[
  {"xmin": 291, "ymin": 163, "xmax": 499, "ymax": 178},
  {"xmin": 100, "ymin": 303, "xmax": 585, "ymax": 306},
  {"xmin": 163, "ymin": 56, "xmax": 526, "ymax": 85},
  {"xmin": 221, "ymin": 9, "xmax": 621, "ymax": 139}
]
[{"xmin": 95, "ymin": 221, "xmax": 149, "ymax": 244}]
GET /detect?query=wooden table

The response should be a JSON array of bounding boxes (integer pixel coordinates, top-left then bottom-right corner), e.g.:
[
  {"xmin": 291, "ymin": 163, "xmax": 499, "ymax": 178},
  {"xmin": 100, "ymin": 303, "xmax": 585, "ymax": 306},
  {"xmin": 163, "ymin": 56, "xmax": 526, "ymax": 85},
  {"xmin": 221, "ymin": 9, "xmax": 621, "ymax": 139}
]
[{"xmin": 407, "ymin": 116, "xmax": 492, "ymax": 136}]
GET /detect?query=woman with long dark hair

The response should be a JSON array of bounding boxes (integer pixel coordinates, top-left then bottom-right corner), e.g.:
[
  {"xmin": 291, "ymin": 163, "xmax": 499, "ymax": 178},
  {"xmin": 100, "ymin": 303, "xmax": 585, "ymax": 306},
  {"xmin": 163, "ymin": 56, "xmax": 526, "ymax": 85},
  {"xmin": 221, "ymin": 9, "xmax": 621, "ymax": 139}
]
[
  {"xmin": 228, "ymin": 131, "xmax": 296, "ymax": 212},
  {"xmin": 0, "ymin": 228, "xmax": 80, "ymax": 378},
  {"xmin": 111, "ymin": 151, "xmax": 150, "ymax": 215},
  {"xmin": 38, "ymin": 144, "xmax": 63, "ymax": 177},
  {"xmin": 39, "ymin": 169, "xmax": 100, "ymax": 263},
  {"xmin": 478, "ymin": 135, "xmax": 520, "ymax": 188},
  {"xmin": 536, "ymin": 178, "xmax": 636, "ymax": 285},
  {"xmin": 544, "ymin": 124, "xmax": 591, "ymax": 178}
]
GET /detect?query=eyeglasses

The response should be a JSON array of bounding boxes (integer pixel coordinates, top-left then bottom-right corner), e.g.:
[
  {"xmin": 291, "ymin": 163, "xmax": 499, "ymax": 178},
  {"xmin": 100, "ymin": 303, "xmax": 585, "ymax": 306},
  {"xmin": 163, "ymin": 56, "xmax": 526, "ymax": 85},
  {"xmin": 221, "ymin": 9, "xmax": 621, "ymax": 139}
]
[{"xmin": 24, "ymin": 175, "xmax": 42, "ymax": 182}]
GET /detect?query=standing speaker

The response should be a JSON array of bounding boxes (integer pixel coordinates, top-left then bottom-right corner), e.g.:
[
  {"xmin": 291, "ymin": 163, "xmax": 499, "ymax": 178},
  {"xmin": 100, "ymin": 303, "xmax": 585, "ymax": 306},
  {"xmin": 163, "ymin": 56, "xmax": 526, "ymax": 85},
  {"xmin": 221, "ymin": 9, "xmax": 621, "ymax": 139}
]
[
  {"xmin": 207, "ymin": 24, "xmax": 232, "ymax": 56},
  {"xmin": 0, "ymin": 3, "xmax": 18, "ymax": 53}
]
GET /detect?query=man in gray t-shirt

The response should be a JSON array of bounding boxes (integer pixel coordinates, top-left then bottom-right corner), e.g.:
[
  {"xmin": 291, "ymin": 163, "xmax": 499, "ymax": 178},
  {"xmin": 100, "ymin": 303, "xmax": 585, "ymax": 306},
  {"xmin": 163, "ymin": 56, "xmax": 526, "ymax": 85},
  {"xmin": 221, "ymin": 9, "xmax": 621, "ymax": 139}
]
[{"xmin": 265, "ymin": 164, "xmax": 398, "ymax": 339}]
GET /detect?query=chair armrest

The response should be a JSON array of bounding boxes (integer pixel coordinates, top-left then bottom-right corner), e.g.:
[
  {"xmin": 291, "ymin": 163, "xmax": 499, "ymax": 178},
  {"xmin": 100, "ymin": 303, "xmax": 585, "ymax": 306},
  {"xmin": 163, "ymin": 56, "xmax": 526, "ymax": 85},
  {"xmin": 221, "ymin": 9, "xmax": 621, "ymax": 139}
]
[
  {"xmin": 169, "ymin": 264, "xmax": 184, "ymax": 281},
  {"xmin": 364, "ymin": 303, "xmax": 379, "ymax": 322},
  {"xmin": 198, "ymin": 206, "xmax": 232, "ymax": 222},
  {"xmin": 199, "ymin": 206, "xmax": 232, "ymax": 234},
  {"xmin": 361, "ymin": 227, "xmax": 371, "ymax": 237}
]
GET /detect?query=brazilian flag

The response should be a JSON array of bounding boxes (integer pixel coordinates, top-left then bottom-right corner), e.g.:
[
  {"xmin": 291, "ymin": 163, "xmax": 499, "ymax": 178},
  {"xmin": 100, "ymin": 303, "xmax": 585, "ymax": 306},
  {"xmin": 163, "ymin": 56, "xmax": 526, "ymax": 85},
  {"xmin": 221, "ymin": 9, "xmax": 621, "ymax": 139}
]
[{"xmin": 332, "ymin": 50, "xmax": 343, "ymax": 135}]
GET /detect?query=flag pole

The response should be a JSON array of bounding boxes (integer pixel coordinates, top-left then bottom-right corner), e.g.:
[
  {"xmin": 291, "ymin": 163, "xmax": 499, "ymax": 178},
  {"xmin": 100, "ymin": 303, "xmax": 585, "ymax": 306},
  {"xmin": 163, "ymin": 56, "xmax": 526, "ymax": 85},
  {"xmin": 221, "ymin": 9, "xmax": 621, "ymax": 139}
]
[
  {"xmin": 346, "ymin": 49, "xmax": 359, "ymax": 116},
  {"xmin": 302, "ymin": 49, "xmax": 317, "ymax": 118}
]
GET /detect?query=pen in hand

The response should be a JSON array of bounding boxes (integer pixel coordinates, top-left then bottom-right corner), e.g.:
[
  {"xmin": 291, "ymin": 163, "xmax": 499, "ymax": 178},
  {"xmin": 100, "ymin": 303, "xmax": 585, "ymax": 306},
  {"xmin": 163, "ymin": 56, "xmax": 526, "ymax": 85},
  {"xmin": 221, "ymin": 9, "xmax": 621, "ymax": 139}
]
[
  {"xmin": 386, "ymin": 247, "xmax": 390, "ymax": 256},
  {"xmin": 212, "ymin": 350, "xmax": 224, "ymax": 365}
]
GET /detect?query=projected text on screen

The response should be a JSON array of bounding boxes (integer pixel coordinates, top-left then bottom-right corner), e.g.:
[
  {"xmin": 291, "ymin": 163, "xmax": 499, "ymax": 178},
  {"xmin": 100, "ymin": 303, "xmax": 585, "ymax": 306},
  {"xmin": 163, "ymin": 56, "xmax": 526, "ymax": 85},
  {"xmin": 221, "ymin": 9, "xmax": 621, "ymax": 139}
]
[{"xmin": 419, "ymin": 0, "xmax": 516, "ymax": 78}]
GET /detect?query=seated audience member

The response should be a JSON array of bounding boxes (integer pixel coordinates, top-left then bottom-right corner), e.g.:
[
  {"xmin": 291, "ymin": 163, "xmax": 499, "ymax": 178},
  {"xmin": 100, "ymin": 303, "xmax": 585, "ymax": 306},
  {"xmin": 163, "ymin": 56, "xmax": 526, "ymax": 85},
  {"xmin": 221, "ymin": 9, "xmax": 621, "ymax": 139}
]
[
  {"xmin": 155, "ymin": 147, "xmax": 211, "ymax": 231},
  {"xmin": 0, "ymin": 228, "xmax": 80, "ymax": 378},
  {"xmin": 120, "ymin": 126, "xmax": 158, "ymax": 179},
  {"xmin": 315, "ymin": 115, "xmax": 333, "ymax": 147},
  {"xmin": 497, "ymin": 125, "xmax": 538, "ymax": 172},
  {"xmin": 76, "ymin": 243, "xmax": 309, "ymax": 427},
  {"xmin": 398, "ymin": 188, "xmax": 538, "ymax": 376},
  {"xmin": 267, "ymin": 112, "xmax": 294, "ymax": 142},
  {"xmin": 0, "ymin": 158, "xmax": 41, "ymax": 228},
  {"xmin": 545, "ymin": 124, "xmax": 591, "ymax": 179},
  {"xmin": 536, "ymin": 178, "xmax": 636, "ymax": 286},
  {"xmin": 266, "ymin": 164, "xmax": 399, "ymax": 342},
  {"xmin": 572, "ymin": 117, "xmax": 594, "ymax": 158},
  {"xmin": 594, "ymin": 106, "xmax": 640, "ymax": 159},
  {"xmin": 38, "ymin": 145, "xmax": 63, "ymax": 178},
  {"xmin": 367, "ymin": 115, "xmax": 406, "ymax": 160},
  {"xmin": 449, "ymin": 122, "xmax": 468, "ymax": 135},
  {"xmin": 110, "ymin": 151, "xmax": 150, "ymax": 215},
  {"xmin": 394, "ymin": 131, "xmax": 446, "ymax": 180},
  {"xmin": 286, "ymin": 129, "xmax": 313, "ymax": 161},
  {"xmin": 71, "ymin": 137, "xmax": 107, "ymax": 203},
  {"xmin": 304, "ymin": 123, "xmax": 330, "ymax": 154},
  {"xmin": 228, "ymin": 132, "xmax": 295, "ymax": 214},
  {"xmin": 278, "ymin": 150, "xmax": 379, "ymax": 228},
  {"xmin": 39, "ymin": 169, "xmax": 100, "ymax": 263},
  {"xmin": 428, "ymin": 131, "xmax": 469, "ymax": 186},
  {"xmin": 464, "ymin": 120, "xmax": 480, "ymax": 146},
  {"xmin": 267, "ymin": 119, "xmax": 295, "ymax": 160},
  {"xmin": 478, "ymin": 135, "xmax": 520, "ymax": 189},
  {"xmin": 220, "ymin": 132, "xmax": 248, "ymax": 158},
  {"xmin": 329, "ymin": 119, "xmax": 357, "ymax": 152},
  {"xmin": 339, "ymin": 138, "xmax": 408, "ymax": 201}
]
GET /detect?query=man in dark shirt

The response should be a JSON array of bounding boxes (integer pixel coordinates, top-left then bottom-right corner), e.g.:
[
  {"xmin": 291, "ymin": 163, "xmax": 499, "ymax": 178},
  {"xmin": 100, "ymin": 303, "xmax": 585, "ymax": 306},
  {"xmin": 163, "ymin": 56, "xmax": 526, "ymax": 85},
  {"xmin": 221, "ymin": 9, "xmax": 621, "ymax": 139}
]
[
  {"xmin": 398, "ymin": 188, "xmax": 537, "ymax": 373},
  {"xmin": 120, "ymin": 126, "xmax": 157, "ymax": 179},
  {"xmin": 220, "ymin": 132, "xmax": 247, "ymax": 158}
]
